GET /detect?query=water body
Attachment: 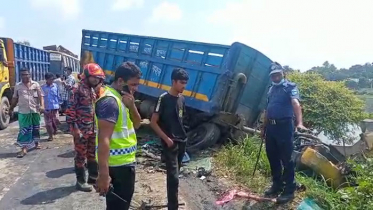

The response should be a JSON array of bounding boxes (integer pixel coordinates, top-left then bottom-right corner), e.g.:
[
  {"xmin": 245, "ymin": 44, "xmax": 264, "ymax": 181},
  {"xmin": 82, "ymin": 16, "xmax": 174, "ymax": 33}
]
[{"xmin": 317, "ymin": 124, "xmax": 362, "ymax": 146}]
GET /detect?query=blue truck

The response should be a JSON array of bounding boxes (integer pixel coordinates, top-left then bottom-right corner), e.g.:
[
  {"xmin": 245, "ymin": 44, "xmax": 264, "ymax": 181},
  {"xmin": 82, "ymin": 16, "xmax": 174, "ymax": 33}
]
[
  {"xmin": 0, "ymin": 38, "xmax": 50, "ymax": 129},
  {"xmin": 80, "ymin": 29, "xmax": 273, "ymax": 152}
]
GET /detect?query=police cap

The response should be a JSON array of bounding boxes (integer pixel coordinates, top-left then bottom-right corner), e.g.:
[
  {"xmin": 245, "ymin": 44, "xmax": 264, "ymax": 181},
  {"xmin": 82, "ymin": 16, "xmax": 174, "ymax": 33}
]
[{"xmin": 269, "ymin": 62, "xmax": 284, "ymax": 75}]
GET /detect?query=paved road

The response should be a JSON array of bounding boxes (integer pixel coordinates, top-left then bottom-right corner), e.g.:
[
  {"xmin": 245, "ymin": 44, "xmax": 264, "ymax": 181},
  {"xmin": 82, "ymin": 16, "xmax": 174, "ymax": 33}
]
[{"xmin": 0, "ymin": 117, "xmax": 106, "ymax": 210}]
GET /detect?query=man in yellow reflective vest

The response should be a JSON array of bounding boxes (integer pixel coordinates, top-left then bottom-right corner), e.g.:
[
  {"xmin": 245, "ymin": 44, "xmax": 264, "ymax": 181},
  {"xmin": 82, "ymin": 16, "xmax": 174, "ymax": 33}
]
[{"xmin": 95, "ymin": 62, "xmax": 142, "ymax": 210}]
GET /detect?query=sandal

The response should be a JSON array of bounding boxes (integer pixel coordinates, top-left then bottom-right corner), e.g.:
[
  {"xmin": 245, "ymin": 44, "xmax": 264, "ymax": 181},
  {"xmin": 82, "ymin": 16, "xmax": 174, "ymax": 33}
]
[
  {"xmin": 17, "ymin": 151, "xmax": 26, "ymax": 158},
  {"xmin": 35, "ymin": 143, "xmax": 42, "ymax": 149}
]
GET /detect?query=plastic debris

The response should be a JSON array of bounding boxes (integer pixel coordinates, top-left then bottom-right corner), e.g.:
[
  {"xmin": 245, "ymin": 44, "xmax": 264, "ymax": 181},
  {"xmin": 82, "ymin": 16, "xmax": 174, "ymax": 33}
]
[
  {"xmin": 297, "ymin": 198, "xmax": 322, "ymax": 210},
  {"xmin": 216, "ymin": 190, "xmax": 237, "ymax": 205},
  {"xmin": 183, "ymin": 157, "xmax": 212, "ymax": 172},
  {"xmin": 144, "ymin": 140, "xmax": 159, "ymax": 145},
  {"xmin": 216, "ymin": 189, "xmax": 276, "ymax": 206},
  {"xmin": 182, "ymin": 152, "xmax": 190, "ymax": 163}
]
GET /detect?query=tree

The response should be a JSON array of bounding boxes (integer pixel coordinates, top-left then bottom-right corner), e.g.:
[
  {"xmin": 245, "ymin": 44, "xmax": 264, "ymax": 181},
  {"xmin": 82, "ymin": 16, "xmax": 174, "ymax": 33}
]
[
  {"xmin": 287, "ymin": 72, "xmax": 367, "ymax": 143},
  {"xmin": 283, "ymin": 65, "xmax": 296, "ymax": 73},
  {"xmin": 16, "ymin": 40, "xmax": 31, "ymax": 46},
  {"xmin": 358, "ymin": 77, "xmax": 370, "ymax": 89},
  {"xmin": 307, "ymin": 61, "xmax": 373, "ymax": 87},
  {"xmin": 345, "ymin": 80, "xmax": 358, "ymax": 90},
  {"xmin": 307, "ymin": 61, "xmax": 340, "ymax": 81}
]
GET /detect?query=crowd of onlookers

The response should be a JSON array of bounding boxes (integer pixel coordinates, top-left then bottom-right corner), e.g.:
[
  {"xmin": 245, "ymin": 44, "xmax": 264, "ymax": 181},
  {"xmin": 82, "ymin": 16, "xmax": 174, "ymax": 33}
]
[{"xmin": 9, "ymin": 66, "xmax": 77, "ymax": 157}]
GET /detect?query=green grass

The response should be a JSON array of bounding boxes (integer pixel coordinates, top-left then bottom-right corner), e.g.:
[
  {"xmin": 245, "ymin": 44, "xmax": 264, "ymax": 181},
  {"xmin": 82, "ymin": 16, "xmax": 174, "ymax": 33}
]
[
  {"xmin": 295, "ymin": 173, "xmax": 341, "ymax": 209},
  {"xmin": 214, "ymin": 135, "xmax": 271, "ymax": 193},
  {"xmin": 214, "ymin": 136, "xmax": 373, "ymax": 210}
]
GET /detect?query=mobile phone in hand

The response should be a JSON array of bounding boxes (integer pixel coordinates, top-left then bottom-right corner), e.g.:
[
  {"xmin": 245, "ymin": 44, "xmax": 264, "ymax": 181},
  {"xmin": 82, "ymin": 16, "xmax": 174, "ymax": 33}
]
[{"xmin": 122, "ymin": 85, "xmax": 130, "ymax": 94}]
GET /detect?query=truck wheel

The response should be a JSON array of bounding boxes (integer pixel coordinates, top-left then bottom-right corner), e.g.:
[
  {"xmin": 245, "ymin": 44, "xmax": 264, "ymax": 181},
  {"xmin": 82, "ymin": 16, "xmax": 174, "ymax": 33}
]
[
  {"xmin": 0, "ymin": 97, "xmax": 10, "ymax": 130},
  {"xmin": 186, "ymin": 123, "xmax": 221, "ymax": 154},
  {"xmin": 139, "ymin": 100, "xmax": 155, "ymax": 119}
]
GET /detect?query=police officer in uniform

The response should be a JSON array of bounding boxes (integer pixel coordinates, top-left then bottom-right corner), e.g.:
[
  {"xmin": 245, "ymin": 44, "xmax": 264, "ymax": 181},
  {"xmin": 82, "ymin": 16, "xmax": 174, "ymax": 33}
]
[{"xmin": 261, "ymin": 62, "xmax": 307, "ymax": 204}]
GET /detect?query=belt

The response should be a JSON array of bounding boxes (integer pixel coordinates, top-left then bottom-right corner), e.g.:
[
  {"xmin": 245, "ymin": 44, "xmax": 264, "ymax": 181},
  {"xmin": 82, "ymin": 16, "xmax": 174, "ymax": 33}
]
[{"xmin": 267, "ymin": 118, "xmax": 292, "ymax": 125}]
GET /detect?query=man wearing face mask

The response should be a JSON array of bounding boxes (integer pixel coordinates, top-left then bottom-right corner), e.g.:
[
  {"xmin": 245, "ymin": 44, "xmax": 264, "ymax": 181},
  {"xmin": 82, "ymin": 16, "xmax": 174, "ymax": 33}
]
[
  {"xmin": 261, "ymin": 62, "xmax": 307, "ymax": 204},
  {"xmin": 95, "ymin": 62, "xmax": 141, "ymax": 210},
  {"xmin": 66, "ymin": 63, "xmax": 105, "ymax": 192}
]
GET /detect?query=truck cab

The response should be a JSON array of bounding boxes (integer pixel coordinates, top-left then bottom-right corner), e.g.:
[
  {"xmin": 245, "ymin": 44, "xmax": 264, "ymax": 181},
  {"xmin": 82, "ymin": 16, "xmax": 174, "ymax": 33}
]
[{"xmin": 0, "ymin": 39, "xmax": 12, "ymax": 129}]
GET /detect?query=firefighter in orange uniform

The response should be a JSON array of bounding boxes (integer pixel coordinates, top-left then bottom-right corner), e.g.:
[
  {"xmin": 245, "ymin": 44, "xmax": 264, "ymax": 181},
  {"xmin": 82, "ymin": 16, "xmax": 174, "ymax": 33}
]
[{"xmin": 66, "ymin": 63, "xmax": 105, "ymax": 192}]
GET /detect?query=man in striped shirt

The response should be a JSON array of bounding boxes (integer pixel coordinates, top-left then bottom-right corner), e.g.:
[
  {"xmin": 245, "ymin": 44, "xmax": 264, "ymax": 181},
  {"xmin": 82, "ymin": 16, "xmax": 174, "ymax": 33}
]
[{"xmin": 61, "ymin": 67, "xmax": 75, "ymax": 113}]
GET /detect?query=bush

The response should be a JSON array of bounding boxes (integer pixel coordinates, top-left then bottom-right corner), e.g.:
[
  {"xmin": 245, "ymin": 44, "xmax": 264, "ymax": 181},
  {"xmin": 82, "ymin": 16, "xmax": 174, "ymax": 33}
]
[
  {"xmin": 337, "ymin": 159, "xmax": 373, "ymax": 209},
  {"xmin": 297, "ymin": 158, "xmax": 373, "ymax": 210},
  {"xmin": 287, "ymin": 72, "xmax": 367, "ymax": 143}
]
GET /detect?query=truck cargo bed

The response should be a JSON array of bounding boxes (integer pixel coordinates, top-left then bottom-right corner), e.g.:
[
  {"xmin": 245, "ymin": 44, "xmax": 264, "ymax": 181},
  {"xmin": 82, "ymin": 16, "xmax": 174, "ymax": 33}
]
[
  {"xmin": 81, "ymin": 30, "xmax": 273, "ymax": 125},
  {"xmin": 13, "ymin": 42, "xmax": 50, "ymax": 83}
]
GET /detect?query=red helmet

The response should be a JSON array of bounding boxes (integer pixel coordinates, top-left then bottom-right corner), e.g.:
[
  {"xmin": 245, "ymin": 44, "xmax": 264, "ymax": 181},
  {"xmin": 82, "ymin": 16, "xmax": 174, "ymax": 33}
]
[{"xmin": 83, "ymin": 63, "xmax": 105, "ymax": 80}]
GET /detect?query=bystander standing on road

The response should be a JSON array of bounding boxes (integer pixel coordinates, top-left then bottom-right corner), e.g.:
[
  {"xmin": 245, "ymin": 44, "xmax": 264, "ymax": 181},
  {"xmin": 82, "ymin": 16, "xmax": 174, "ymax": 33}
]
[
  {"xmin": 54, "ymin": 74, "xmax": 65, "ymax": 115},
  {"xmin": 150, "ymin": 68, "xmax": 189, "ymax": 210},
  {"xmin": 260, "ymin": 62, "xmax": 307, "ymax": 204},
  {"xmin": 62, "ymin": 67, "xmax": 75, "ymax": 113},
  {"xmin": 54, "ymin": 74, "xmax": 64, "ymax": 94},
  {"xmin": 9, "ymin": 68, "xmax": 44, "ymax": 158},
  {"xmin": 95, "ymin": 62, "xmax": 142, "ymax": 210},
  {"xmin": 66, "ymin": 63, "xmax": 105, "ymax": 192},
  {"xmin": 42, "ymin": 73, "xmax": 60, "ymax": 141}
]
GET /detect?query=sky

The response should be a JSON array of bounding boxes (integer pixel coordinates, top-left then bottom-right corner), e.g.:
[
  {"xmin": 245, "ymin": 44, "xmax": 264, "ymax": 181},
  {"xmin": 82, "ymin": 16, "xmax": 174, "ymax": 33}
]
[{"xmin": 1, "ymin": 0, "xmax": 372, "ymax": 71}]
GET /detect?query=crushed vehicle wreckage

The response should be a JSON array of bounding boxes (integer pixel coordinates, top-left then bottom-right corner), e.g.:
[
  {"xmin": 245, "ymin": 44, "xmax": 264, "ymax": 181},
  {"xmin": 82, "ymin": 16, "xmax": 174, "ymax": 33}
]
[{"xmin": 237, "ymin": 116, "xmax": 363, "ymax": 190}]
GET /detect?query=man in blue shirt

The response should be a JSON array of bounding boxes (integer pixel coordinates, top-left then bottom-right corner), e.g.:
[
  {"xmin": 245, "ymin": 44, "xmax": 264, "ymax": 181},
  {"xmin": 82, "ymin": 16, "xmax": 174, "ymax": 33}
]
[
  {"xmin": 260, "ymin": 62, "xmax": 307, "ymax": 204},
  {"xmin": 42, "ymin": 73, "xmax": 60, "ymax": 141}
]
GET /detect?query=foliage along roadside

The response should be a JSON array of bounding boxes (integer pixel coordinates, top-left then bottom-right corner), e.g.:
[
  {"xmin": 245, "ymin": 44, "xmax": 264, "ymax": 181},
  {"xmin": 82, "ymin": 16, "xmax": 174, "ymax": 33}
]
[
  {"xmin": 287, "ymin": 72, "xmax": 366, "ymax": 144},
  {"xmin": 215, "ymin": 136, "xmax": 373, "ymax": 210}
]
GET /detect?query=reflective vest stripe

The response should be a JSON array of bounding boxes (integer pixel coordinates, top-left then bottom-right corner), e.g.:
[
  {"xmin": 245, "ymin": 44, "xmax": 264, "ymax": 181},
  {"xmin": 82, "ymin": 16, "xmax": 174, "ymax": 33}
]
[
  {"xmin": 118, "ymin": 102, "xmax": 128, "ymax": 127},
  {"xmin": 111, "ymin": 128, "xmax": 136, "ymax": 139},
  {"xmin": 109, "ymin": 145, "xmax": 137, "ymax": 156}
]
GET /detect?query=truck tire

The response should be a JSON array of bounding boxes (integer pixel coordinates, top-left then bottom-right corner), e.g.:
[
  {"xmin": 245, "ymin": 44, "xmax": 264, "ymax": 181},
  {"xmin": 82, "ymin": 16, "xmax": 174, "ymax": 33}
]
[
  {"xmin": 139, "ymin": 100, "xmax": 155, "ymax": 119},
  {"xmin": 0, "ymin": 97, "xmax": 10, "ymax": 130},
  {"xmin": 186, "ymin": 123, "xmax": 221, "ymax": 154}
]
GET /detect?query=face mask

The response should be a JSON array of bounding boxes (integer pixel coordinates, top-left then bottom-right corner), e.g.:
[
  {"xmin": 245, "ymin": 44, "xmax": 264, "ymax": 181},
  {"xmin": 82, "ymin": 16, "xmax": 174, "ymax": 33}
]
[{"xmin": 272, "ymin": 78, "xmax": 285, "ymax": 86}]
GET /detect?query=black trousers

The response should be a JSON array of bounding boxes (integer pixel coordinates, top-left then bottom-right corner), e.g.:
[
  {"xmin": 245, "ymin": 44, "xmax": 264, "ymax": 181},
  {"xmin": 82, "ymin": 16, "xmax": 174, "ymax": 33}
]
[
  {"xmin": 106, "ymin": 166, "xmax": 135, "ymax": 210},
  {"xmin": 162, "ymin": 141, "xmax": 186, "ymax": 210},
  {"xmin": 265, "ymin": 119, "xmax": 296, "ymax": 194}
]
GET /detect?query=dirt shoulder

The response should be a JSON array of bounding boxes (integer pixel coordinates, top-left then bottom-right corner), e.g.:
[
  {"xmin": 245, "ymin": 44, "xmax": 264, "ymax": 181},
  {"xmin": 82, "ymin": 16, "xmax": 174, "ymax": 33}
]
[
  {"xmin": 0, "ymin": 119, "xmax": 264, "ymax": 210},
  {"xmin": 0, "ymin": 121, "xmax": 224, "ymax": 210}
]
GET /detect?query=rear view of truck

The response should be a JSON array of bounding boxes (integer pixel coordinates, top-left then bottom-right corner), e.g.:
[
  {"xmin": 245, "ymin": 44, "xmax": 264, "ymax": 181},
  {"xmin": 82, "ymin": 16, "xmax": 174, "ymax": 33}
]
[
  {"xmin": 80, "ymin": 30, "xmax": 272, "ymax": 152},
  {"xmin": 0, "ymin": 38, "xmax": 49, "ymax": 129}
]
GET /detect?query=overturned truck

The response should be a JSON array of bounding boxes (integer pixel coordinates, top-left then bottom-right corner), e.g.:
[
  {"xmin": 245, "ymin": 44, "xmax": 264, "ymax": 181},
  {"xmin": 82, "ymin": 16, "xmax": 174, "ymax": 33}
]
[{"xmin": 80, "ymin": 29, "xmax": 273, "ymax": 152}]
